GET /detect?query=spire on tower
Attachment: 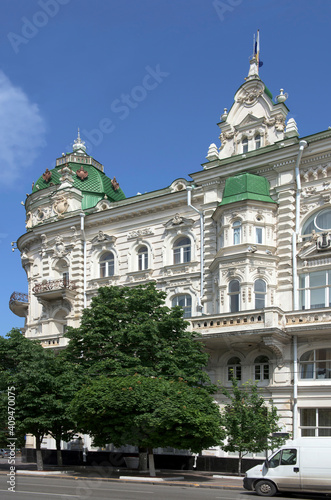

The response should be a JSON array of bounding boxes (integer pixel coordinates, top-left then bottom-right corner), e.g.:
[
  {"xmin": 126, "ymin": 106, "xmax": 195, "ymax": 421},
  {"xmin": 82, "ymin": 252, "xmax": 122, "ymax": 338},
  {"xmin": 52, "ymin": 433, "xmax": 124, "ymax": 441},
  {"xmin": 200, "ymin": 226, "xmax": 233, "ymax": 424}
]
[{"xmin": 72, "ymin": 128, "xmax": 87, "ymax": 154}]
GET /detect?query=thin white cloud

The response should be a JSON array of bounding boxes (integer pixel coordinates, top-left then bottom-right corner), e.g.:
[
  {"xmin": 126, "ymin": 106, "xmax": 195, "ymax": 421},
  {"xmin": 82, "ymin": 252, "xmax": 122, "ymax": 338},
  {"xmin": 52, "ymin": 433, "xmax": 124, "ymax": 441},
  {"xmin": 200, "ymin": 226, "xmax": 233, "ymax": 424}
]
[{"xmin": 0, "ymin": 71, "xmax": 46, "ymax": 185}]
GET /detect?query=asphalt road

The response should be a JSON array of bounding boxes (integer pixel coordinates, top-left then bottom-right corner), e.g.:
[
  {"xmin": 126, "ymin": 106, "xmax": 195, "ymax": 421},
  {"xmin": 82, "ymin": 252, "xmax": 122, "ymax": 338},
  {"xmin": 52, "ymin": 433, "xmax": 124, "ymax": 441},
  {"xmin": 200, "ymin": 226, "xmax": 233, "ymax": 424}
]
[
  {"xmin": 0, "ymin": 474, "xmax": 329, "ymax": 500},
  {"xmin": 1, "ymin": 474, "xmax": 245, "ymax": 500}
]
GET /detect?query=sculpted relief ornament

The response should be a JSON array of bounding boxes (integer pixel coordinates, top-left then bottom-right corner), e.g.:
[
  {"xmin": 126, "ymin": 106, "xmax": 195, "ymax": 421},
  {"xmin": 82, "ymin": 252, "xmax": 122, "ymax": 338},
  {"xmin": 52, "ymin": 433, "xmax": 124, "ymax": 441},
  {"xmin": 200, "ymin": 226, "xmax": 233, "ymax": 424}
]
[
  {"xmin": 53, "ymin": 195, "xmax": 69, "ymax": 217},
  {"xmin": 127, "ymin": 228, "xmax": 154, "ymax": 240},
  {"xmin": 236, "ymin": 87, "xmax": 263, "ymax": 106},
  {"xmin": 54, "ymin": 235, "xmax": 67, "ymax": 257}
]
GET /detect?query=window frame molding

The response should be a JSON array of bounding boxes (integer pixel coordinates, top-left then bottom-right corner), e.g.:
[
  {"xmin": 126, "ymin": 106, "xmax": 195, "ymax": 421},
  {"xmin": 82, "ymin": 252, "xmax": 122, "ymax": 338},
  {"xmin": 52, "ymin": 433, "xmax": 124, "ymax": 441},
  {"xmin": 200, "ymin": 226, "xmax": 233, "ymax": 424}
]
[
  {"xmin": 99, "ymin": 250, "xmax": 115, "ymax": 278},
  {"xmin": 299, "ymin": 348, "xmax": 331, "ymax": 380},
  {"xmin": 171, "ymin": 293, "xmax": 192, "ymax": 318}
]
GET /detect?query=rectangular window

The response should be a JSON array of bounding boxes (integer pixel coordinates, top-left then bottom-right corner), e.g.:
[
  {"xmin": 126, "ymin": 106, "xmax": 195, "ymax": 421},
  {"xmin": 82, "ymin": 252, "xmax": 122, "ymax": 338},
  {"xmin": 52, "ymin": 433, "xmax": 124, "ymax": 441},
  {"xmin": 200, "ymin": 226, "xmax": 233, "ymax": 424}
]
[
  {"xmin": 301, "ymin": 408, "xmax": 331, "ymax": 436},
  {"xmin": 233, "ymin": 228, "xmax": 241, "ymax": 245},
  {"xmin": 255, "ymin": 227, "xmax": 263, "ymax": 244},
  {"xmin": 299, "ymin": 271, "xmax": 331, "ymax": 310}
]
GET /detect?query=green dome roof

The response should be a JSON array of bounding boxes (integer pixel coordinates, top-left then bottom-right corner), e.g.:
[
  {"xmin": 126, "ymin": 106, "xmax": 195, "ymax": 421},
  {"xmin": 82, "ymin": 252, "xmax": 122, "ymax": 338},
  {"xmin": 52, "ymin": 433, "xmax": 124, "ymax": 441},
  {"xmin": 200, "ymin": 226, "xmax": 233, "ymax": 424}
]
[
  {"xmin": 32, "ymin": 160, "xmax": 125, "ymax": 210},
  {"xmin": 219, "ymin": 172, "xmax": 276, "ymax": 206}
]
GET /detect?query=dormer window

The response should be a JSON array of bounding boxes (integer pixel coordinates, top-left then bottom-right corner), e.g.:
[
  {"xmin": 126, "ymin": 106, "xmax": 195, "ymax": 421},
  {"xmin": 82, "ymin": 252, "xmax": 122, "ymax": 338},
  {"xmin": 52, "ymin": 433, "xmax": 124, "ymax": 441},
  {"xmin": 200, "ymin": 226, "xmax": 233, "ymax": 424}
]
[
  {"xmin": 242, "ymin": 137, "xmax": 248, "ymax": 154},
  {"xmin": 255, "ymin": 134, "xmax": 261, "ymax": 149}
]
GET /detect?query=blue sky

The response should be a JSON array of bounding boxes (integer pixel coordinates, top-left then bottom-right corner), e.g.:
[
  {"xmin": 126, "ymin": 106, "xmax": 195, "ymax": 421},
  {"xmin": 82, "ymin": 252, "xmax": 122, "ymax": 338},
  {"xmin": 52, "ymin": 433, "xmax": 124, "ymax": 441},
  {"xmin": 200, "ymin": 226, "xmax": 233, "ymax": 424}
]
[{"xmin": 1, "ymin": 0, "xmax": 331, "ymax": 335}]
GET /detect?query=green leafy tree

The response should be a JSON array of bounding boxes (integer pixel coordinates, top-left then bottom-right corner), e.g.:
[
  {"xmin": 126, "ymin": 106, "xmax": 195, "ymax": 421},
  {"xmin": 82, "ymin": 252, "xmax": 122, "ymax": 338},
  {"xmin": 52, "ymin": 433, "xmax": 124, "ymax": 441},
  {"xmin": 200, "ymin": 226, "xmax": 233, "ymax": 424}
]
[
  {"xmin": 220, "ymin": 377, "xmax": 286, "ymax": 475},
  {"xmin": 70, "ymin": 375, "xmax": 224, "ymax": 475},
  {"xmin": 64, "ymin": 284, "xmax": 219, "ymax": 472},
  {"xmin": 46, "ymin": 354, "xmax": 83, "ymax": 466},
  {"xmin": 64, "ymin": 284, "xmax": 213, "ymax": 389},
  {"xmin": 0, "ymin": 329, "xmax": 80, "ymax": 469}
]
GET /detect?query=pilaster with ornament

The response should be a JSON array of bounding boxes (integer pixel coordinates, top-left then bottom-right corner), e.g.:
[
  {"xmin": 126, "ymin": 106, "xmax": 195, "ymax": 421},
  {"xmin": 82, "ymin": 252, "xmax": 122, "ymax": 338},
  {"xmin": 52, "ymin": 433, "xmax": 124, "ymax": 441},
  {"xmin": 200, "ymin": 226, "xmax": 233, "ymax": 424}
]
[{"xmin": 276, "ymin": 188, "xmax": 295, "ymax": 290}]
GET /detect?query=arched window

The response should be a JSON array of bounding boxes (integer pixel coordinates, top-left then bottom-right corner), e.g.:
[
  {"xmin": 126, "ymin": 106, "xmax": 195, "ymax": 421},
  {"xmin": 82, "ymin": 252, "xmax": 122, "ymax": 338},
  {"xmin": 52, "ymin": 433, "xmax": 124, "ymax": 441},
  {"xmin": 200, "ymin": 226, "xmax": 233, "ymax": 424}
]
[
  {"xmin": 227, "ymin": 356, "xmax": 241, "ymax": 380},
  {"xmin": 302, "ymin": 208, "xmax": 331, "ymax": 236},
  {"xmin": 229, "ymin": 280, "xmax": 240, "ymax": 312},
  {"xmin": 254, "ymin": 279, "xmax": 266, "ymax": 309},
  {"xmin": 138, "ymin": 246, "xmax": 148, "ymax": 271},
  {"xmin": 99, "ymin": 252, "xmax": 114, "ymax": 278},
  {"xmin": 242, "ymin": 137, "xmax": 248, "ymax": 154},
  {"xmin": 233, "ymin": 220, "xmax": 241, "ymax": 245},
  {"xmin": 173, "ymin": 237, "xmax": 191, "ymax": 264},
  {"xmin": 300, "ymin": 349, "xmax": 331, "ymax": 380},
  {"xmin": 255, "ymin": 134, "xmax": 261, "ymax": 149},
  {"xmin": 172, "ymin": 294, "xmax": 192, "ymax": 318},
  {"xmin": 254, "ymin": 355, "xmax": 269, "ymax": 380}
]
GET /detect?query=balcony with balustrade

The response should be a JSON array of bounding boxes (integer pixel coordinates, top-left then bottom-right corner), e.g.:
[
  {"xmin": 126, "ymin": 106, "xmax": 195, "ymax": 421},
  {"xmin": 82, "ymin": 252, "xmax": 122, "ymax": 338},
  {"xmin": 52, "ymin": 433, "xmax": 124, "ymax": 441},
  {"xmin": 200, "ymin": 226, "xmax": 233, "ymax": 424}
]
[
  {"xmin": 189, "ymin": 307, "xmax": 290, "ymax": 351},
  {"xmin": 9, "ymin": 292, "xmax": 28, "ymax": 318},
  {"xmin": 32, "ymin": 278, "xmax": 78, "ymax": 301}
]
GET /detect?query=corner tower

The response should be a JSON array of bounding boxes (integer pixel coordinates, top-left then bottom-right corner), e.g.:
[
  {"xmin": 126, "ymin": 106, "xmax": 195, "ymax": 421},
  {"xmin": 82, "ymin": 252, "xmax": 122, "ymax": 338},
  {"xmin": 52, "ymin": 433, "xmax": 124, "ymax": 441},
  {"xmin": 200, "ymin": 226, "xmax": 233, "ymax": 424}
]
[{"xmin": 206, "ymin": 45, "xmax": 296, "ymax": 163}]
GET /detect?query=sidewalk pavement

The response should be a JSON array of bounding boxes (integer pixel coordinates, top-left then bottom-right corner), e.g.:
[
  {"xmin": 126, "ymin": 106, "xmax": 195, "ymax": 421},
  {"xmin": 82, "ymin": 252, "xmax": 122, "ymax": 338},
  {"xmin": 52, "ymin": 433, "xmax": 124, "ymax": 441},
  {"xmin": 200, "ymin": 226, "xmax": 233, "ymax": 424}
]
[{"xmin": 0, "ymin": 460, "xmax": 244, "ymax": 490}]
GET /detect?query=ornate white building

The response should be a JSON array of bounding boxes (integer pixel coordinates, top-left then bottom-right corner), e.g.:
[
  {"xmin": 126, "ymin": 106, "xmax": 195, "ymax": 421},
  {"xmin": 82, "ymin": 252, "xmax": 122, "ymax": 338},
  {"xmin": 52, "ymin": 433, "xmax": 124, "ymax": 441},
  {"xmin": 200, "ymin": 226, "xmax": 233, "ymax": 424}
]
[{"xmin": 10, "ymin": 53, "xmax": 331, "ymax": 452}]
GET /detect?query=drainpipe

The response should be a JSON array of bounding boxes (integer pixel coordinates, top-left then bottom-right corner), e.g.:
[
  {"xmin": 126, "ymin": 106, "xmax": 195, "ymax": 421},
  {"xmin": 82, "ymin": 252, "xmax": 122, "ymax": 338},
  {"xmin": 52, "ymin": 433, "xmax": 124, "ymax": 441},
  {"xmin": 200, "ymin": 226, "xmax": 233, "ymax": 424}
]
[
  {"xmin": 187, "ymin": 186, "xmax": 204, "ymax": 313},
  {"xmin": 292, "ymin": 140, "xmax": 308, "ymax": 310},
  {"xmin": 292, "ymin": 139, "xmax": 307, "ymax": 441},
  {"xmin": 80, "ymin": 213, "xmax": 87, "ymax": 308},
  {"xmin": 293, "ymin": 335, "xmax": 298, "ymax": 440}
]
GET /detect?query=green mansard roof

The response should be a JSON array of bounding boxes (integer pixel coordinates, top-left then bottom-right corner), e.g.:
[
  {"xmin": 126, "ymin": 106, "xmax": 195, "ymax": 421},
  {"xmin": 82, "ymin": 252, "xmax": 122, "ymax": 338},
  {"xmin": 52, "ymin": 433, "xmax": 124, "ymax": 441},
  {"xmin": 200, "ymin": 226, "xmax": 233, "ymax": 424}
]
[{"xmin": 219, "ymin": 172, "xmax": 276, "ymax": 206}]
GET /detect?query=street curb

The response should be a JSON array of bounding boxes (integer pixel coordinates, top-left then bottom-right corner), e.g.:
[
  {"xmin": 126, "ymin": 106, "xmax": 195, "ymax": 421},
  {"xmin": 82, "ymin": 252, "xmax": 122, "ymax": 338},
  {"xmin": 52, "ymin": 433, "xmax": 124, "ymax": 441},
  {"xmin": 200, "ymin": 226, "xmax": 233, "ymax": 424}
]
[{"xmin": 0, "ymin": 470, "xmax": 244, "ymax": 490}]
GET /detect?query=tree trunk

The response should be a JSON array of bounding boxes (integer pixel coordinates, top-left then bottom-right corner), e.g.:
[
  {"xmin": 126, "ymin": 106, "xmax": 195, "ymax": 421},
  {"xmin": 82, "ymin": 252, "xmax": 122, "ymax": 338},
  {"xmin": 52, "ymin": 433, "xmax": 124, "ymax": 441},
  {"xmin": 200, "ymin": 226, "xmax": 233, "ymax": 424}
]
[
  {"xmin": 56, "ymin": 438, "xmax": 63, "ymax": 467},
  {"xmin": 138, "ymin": 447, "xmax": 148, "ymax": 471},
  {"xmin": 238, "ymin": 451, "xmax": 242, "ymax": 476},
  {"xmin": 35, "ymin": 436, "xmax": 44, "ymax": 471},
  {"xmin": 148, "ymin": 447, "xmax": 156, "ymax": 477}
]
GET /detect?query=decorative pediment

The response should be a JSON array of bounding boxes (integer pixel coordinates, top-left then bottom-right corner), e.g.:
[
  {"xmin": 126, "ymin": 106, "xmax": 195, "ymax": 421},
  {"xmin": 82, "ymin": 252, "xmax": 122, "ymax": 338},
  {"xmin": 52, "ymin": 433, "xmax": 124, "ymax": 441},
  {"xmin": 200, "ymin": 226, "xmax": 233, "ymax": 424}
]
[
  {"xmin": 163, "ymin": 213, "xmax": 194, "ymax": 229},
  {"xmin": 237, "ymin": 113, "xmax": 261, "ymax": 128},
  {"xmin": 91, "ymin": 231, "xmax": 117, "ymax": 246}
]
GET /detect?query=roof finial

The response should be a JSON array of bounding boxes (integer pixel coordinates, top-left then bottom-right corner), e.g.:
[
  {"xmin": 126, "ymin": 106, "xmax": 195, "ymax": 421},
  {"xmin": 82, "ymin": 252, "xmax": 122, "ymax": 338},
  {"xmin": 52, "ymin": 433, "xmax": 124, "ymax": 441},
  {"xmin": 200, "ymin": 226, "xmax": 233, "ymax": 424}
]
[
  {"xmin": 73, "ymin": 127, "xmax": 87, "ymax": 154},
  {"xmin": 247, "ymin": 30, "xmax": 263, "ymax": 80}
]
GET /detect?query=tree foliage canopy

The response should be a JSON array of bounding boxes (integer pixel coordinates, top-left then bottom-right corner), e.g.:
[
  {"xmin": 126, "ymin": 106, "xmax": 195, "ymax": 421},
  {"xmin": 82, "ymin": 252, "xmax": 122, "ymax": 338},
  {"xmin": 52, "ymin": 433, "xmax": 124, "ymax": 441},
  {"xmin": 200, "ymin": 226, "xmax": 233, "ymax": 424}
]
[
  {"xmin": 0, "ymin": 329, "xmax": 81, "ymax": 467},
  {"xmin": 70, "ymin": 375, "xmax": 224, "ymax": 453},
  {"xmin": 64, "ymin": 283, "xmax": 213, "ymax": 389}
]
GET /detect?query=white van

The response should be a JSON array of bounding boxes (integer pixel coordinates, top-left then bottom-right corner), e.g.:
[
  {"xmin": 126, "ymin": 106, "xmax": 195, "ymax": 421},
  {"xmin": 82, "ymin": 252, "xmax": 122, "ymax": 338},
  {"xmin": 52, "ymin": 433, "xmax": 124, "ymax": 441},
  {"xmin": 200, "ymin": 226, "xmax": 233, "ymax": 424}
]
[{"xmin": 244, "ymin": 437, "xmax": 331, "ymax": 496}]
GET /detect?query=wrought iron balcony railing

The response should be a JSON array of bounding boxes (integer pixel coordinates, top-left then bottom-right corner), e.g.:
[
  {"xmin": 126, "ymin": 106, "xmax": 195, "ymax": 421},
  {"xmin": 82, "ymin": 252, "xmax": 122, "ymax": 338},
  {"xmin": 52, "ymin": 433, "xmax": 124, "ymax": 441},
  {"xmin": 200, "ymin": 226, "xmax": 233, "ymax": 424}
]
[
  {"xmin": 9, "ymin": 291, "xmax": 28, "ymax": 304},
  {"xmin": 33, "ymin": 278, "xmax": 77, "ymax": 294},
  {"xmin": 9, "ymin": 292, "xmax": 29, "ymax": 318}
]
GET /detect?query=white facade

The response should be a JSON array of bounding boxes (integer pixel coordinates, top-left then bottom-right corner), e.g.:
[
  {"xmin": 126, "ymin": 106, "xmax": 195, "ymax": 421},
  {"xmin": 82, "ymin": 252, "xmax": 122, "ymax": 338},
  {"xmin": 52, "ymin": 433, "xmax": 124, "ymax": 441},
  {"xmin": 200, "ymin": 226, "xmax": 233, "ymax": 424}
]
[{"xmin": 10, "ymin": 57, "xmax": 331, "ymax": 452}]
